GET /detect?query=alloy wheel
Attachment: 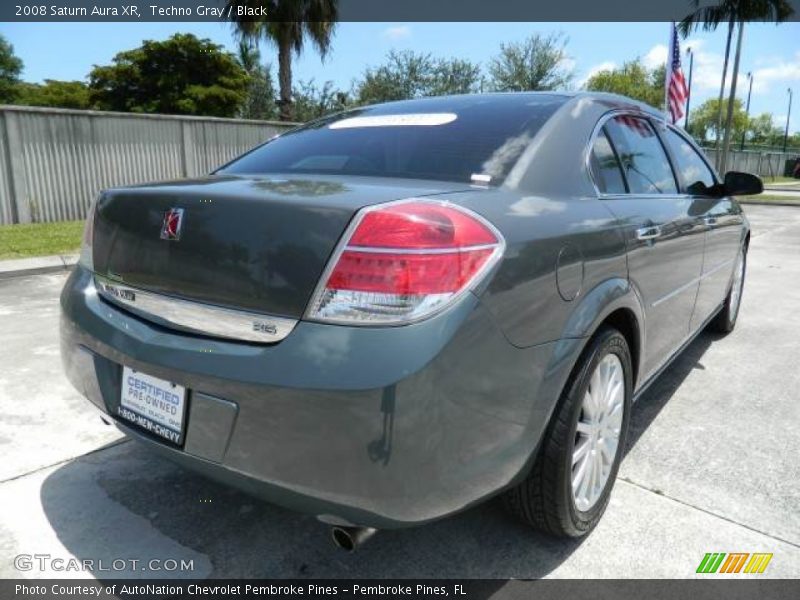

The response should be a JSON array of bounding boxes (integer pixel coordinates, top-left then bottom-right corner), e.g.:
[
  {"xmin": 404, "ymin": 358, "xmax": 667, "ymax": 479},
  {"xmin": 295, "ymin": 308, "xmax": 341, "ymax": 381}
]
[
  {"xmin": 571, "ymin": 353, "xmax": 625, "ymax": 512},
  {"xmin": 730, "ymin": 249, "xmax": 745, "ymax": 318}
]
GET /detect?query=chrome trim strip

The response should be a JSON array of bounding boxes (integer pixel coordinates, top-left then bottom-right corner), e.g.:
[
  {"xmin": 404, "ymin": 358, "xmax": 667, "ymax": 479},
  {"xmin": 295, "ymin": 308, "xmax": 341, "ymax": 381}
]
[
  {"xmin": 650, "ymin": 257, "xmax": 735, "ymax": 308},
  {"xmin": 344, "ymin": 243, "xmax": 499, "ymax": 255},
  {"xmin": 651, "ymin": 276, "xmax": 701, "ymax": 308},
  {"xmin": 94, "ymin": 276, "xmax": 297, "ymax": 344}
]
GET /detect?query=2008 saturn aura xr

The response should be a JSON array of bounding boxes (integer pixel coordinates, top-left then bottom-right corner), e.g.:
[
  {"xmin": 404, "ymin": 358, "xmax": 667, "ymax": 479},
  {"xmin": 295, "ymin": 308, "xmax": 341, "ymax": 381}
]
[{"xmin": 61, "ymin": 92, "xmax": 760, "ymax": 546}]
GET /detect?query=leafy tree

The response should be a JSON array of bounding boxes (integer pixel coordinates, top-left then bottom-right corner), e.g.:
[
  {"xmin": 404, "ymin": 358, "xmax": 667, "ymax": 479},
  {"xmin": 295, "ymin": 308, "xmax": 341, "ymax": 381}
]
[
  {"xmin": 0, "ymin": 34, "xmax": 23, "ymax": 103},
  {"xmin": 746, "ymin": 112, "xmax": 782, "ymax": 146},
  {"xmin": 745, "ymin": 113, "xmax": 800, "ymax": 149},
  {"xmin": 226, "ymin": 0, "xmax": 338, "ymax": 122},
  {"xmin": 584, "ymin": 60, "xmax": 666, "ymax": 108},
  {"xmin": 88, "ymin": 33, "xmax": 249, "ymax": 117},
  {"xmin": 15, "ymin": 80, "xmax": 91, "ymax": 109},
  {"xmin": 357, "ymin": 51, "xmax": 435, "ymax": 104},
  {"xmin": 356, "ymin": 50, "xmax": 481, "ymax": 105},
  {"xmin": 488, "ymin": 33, "xmax": 573, "ymax": 92},
  {"xmin": 292, "ymin": 79, "xmax": 351, "ymax": 122},
  {"xmin": 428, "ymin": 58, "xmax": 482, "ymax": 96},
  {"xmin": 236, "ymin": 40, "xmax": 278, "ymax": 120},
  {"xmin": 687, "ymin": 98, "xmax": 748, "ymax": 142}
]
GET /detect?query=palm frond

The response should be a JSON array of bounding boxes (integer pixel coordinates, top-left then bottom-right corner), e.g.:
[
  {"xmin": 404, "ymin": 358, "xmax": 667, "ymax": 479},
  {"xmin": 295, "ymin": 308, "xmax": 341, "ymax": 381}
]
[{"xmin": 678, "ymin": 0, "xmax": 795, "ymax": 37}]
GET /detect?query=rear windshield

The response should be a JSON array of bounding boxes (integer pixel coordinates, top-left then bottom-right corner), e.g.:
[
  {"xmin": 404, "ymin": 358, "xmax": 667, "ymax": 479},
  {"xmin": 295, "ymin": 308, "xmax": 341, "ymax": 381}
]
[{"xmin": 219, "ymin": 95, "xmax": 565, "ymax": 185}]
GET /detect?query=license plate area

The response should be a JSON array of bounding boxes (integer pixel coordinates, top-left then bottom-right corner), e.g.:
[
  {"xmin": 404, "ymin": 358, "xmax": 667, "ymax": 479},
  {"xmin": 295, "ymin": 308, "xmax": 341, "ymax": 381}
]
[{"xmin": 118, "ymin": 366, "xmax": 187, "ymax": 445}]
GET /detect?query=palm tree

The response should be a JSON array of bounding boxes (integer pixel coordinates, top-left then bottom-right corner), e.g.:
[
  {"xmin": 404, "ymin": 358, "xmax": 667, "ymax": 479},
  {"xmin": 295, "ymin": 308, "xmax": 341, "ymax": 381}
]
[
  {"xmin": 237, "ymin": 38, "xmax": 261, "ymax": 73},
  {"xmin": 226, "ymin": 1, "xmax": 338, "ymax": 122},
  {"xmin": 679, "ymin": 0, "xmax": 793, "ymax": 172},
  {"xmin": 679, "ymin": 4, "xmax": 735, "ymax": 169}
]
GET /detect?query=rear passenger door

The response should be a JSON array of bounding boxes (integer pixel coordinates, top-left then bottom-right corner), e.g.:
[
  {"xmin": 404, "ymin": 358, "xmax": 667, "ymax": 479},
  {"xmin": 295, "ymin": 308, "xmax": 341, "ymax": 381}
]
[
  {"xmin": 591, "ymin": 114, "xmax": 705, "ymax": 381},
  {"xmin": 661, "ymin": 126, "xmax": 746, "ymax": 331}
]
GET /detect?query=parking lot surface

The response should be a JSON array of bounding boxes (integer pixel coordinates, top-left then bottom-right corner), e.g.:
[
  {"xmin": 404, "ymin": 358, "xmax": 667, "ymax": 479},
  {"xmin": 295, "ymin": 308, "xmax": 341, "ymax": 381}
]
[{"xmin": 1, "ymin": 204, "xmax": 798, "ymax": 580}]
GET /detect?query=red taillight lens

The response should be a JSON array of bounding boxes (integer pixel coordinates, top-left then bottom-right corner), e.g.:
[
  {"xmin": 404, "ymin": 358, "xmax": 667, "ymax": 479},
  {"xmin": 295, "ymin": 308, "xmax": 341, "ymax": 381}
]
[
  {"xmin": 327, "ymin": 249, "xmax": 495, "ymax": 295},
  {"xmin": 78, "ymin": 196, "xmax": 98, "ymax": 271},
  {"xmin": 348, "ymin": 202, "xmax": 497, "ymax": 249},
  {"xmin": 307, "ymin": 200, "xmax": 504, "ymax": 324}
]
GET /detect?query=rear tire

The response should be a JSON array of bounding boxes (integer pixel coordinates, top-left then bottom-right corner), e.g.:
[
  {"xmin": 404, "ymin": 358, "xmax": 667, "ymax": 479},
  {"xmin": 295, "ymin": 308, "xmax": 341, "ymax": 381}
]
[
  {"xmin": 709, "ymin": 244, "xmax": 747, "ymax": 334},
  {"xmin": 503, "ymin": 326, "xmax": 632, "ymax": 537}
]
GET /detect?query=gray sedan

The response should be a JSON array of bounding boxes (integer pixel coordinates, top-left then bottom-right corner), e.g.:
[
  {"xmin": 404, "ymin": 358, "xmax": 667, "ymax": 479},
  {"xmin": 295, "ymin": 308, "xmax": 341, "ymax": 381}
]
[{"xmin": 60, "ymin": 92, "xmax": 758, "ymax": 549}]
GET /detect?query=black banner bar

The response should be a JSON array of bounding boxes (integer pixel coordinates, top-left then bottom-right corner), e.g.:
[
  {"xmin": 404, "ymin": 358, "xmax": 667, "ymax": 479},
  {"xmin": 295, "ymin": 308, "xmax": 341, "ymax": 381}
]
[
  {"xmin": 3, "ymin": 580, "xmax": 799, "ymax": 600},
  {"xmin": 3, "ymin": 0, "xmax": 800, "ymax": 22}
]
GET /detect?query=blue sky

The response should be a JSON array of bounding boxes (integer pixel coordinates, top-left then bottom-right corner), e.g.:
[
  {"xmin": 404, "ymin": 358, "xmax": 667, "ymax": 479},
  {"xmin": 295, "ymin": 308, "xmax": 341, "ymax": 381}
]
[{"xmin": 1, "ymin": 21, "xmax": 798, "ymax": 133}]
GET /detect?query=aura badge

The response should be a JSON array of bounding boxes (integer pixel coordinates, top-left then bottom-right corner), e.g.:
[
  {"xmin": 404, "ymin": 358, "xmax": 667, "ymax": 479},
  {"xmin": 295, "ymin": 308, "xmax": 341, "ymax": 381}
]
[
  {"xmin": 161, "ymin": 208, "xmax": 184, "ymax": 240},
  {"xmin": 696, "ymin": 552, "xmax": 773, "ymax": 574}
]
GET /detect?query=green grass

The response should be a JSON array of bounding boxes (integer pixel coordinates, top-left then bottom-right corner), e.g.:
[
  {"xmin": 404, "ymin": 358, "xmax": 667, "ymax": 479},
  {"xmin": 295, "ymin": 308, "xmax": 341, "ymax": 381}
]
[
  {"xmin": 0, "ymin": 220, "xmax": 85, "ymax": 260},
  {"xmin": 741, "ymin": 194, "xmax": 800, "ymax": 205},
  {"xmin": 763, "ymin": 176, "xmax": 800, "ymax": 185}
]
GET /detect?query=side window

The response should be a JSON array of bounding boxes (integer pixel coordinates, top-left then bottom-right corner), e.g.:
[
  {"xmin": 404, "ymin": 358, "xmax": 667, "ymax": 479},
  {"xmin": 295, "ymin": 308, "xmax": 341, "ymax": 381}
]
[
  {"xmin": 605, "ymin": 116, "xmax": 678, "ymax": 195},
  {"xmin": 663, "ymin": 128, "xmax": 717, "ymax": 195},
  {"xmin": 589, "ymin": 129, "xmax": 627, "ymax": 194}
]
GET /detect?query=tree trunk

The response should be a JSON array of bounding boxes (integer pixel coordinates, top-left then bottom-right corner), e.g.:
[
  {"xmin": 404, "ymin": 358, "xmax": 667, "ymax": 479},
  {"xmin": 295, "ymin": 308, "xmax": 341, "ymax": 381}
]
[
  {"xmin": 714, "ymin": 18, "xmax": 735, "ymax": 170},
  {"xmin": 277, "ymin": 31, "xmax": 293, "ymax": 122},
  {"xmin": 720, "ymin": 22, "xmax": 744, "ymax": 175}
]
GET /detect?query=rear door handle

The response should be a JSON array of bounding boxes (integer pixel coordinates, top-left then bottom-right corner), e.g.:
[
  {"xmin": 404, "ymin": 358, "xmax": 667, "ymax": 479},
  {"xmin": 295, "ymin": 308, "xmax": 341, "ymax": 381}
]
[{"xmin": 636, "ymin": 225, "xmax": 662, "ymax": 241}]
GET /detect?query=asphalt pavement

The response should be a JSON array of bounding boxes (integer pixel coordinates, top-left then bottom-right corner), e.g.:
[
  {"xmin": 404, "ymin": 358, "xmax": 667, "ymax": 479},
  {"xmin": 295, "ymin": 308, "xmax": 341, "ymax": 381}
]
[{"xmin": 1, "ymin": 204, "xmax": 798, "ymax": 581}]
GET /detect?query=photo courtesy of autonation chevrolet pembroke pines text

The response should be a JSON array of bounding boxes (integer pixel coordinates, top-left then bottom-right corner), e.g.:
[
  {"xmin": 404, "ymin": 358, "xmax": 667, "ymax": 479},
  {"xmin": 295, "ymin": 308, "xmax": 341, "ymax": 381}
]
[{"xmin": 0, "ymin": 0, "xmax": 799, "ymax": 598}]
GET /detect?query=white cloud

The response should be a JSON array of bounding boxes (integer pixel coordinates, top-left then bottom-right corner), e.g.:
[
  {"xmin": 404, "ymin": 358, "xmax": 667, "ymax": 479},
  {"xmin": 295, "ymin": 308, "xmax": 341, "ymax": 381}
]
[
  {"xmin": 578, "ymin": 61, "xmax": 616, "ymax": 88},
  {"xmin": 682, "ymin": 38, "xmax": 706, "ymax": 54},
  {"xmin": 752, "ymin": 51, "xmax": 800, "ymax": 93},
  {"xmin": 643, "ymin": 38, "xmax": 705, "ymax": 72},
  {"xmin": 559, "ymin": 57, "xmax": 577, "ymax": 73},
  {"xmin": 680, "ymin": 39, "xmax": 727, "ymax": 93},
  {"xmin": 643, "ymin": 44, "xmax": 668, "ymax": 69},
  {"xmin": 382, "ymin": 26, "xmax": 411, "ymax": 41}
]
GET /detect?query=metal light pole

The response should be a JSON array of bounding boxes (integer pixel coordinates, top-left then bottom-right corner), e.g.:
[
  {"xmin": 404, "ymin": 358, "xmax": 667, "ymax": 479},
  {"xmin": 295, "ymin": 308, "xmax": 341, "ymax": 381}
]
[
  {"xmin": 684, "ymin": 47, "xmax": 694, "ymax": 130},
  {"xmin": 784, "ymin": 88, "xmax": 793, "ymax": 154},
  {"xmin": 740, "ymin": 72, "xmax": 753, "ymax": 151}
]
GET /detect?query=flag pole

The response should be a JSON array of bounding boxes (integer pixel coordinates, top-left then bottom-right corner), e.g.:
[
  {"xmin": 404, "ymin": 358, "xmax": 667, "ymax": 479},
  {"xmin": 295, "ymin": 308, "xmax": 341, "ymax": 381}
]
[{"xmin": 663, "ymin": 22, "xmax": 674, "ymax": 127}]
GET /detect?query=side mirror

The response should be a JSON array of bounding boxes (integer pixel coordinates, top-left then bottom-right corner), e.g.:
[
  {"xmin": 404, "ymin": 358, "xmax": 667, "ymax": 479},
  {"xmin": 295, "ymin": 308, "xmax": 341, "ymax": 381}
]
[{"xmin": 723, "ymin": 171, "xmax": 763, "ymax": 196}]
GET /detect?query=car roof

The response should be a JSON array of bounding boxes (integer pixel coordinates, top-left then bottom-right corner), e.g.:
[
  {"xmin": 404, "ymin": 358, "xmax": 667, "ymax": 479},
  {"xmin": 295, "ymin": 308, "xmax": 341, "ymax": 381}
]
[{"xmin": 354, "ymin": 91, "xmax": 663, "ymax": 120}]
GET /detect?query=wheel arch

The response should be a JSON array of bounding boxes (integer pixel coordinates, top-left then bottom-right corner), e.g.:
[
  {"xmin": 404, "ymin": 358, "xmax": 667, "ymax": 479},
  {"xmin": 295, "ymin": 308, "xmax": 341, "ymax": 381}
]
[{"xmin": 559, "ymin": 277, "xmax": 645, "ymax": 391}]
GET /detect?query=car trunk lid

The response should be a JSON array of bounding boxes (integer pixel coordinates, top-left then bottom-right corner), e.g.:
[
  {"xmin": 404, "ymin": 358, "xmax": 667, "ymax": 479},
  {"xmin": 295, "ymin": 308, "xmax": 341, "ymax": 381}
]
[{"xmin": 92, "ymin": 174, "xmax": 471, "ymax": 320}]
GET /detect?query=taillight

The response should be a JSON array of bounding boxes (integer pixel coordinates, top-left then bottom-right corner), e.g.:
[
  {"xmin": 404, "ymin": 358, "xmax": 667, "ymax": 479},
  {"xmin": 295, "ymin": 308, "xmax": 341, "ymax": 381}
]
[
  {"xmin": 78, "ymin": 196, "xmax": 97, "ymax": 271},
  {"xmin": 306, "ymin": 199, "xmax": 504, "ymax": 325}
]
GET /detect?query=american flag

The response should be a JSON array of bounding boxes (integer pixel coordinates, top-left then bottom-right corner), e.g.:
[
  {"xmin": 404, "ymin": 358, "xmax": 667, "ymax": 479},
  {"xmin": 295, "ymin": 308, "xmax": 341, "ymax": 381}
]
[
  {"xmin": 666, "ymin": 23, "xmax": 689, "ymax": 124},
  {"xmin": 615, "ymin": 115, "xmax": 655, "ymax": 138}
]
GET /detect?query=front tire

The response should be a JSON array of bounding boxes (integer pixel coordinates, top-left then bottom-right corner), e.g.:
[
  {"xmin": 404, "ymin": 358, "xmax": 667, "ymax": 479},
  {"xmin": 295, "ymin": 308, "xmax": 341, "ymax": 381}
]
[
  {"xmin": 709, "ymin": 244, "xmax": 747, "ymax": 334},
  {"xmin": 503, "ymin": 326, "xmax": 632, "ymax": 537}
]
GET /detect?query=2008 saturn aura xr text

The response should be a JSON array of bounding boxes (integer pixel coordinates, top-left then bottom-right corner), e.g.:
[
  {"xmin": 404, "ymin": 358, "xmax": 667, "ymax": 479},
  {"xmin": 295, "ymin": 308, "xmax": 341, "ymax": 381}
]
[{"xmin": 61, "ymin": 92, "xmax": 760, "ymax": 547}]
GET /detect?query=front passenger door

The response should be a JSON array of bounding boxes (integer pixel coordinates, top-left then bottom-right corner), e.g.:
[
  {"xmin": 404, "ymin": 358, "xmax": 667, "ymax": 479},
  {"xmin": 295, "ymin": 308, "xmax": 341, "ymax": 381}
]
[
  {"xmin": 660, "ymin": 127, "xmax": 746, "ymax": 330},
  {"xmin": 594, "ymin": 115, "xmax": 706, "ymax": 381}
]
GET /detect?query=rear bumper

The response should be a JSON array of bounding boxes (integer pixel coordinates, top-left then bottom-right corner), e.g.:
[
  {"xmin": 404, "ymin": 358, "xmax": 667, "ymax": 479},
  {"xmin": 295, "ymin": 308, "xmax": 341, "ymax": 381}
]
[{"xmin": 60, "ymin": 266, "xmax": 578, "ymax": 528}]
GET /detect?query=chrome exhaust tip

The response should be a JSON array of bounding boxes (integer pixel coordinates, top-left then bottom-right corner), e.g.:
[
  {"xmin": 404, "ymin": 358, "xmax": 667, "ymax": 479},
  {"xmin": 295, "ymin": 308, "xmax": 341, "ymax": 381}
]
[{"xmin": 330, "ymin": 526, "xmax": 377, "ymax": 552}]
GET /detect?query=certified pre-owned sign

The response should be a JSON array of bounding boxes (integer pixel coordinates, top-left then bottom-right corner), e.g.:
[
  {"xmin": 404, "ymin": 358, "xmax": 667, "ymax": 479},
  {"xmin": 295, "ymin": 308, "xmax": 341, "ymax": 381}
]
[{"xmin": 118, "ymin": 367, "xmax": 187, "ymax": 445}]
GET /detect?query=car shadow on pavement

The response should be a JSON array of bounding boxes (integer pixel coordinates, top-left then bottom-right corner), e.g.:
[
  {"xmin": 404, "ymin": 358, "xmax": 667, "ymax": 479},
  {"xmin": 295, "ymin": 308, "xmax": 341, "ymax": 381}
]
[
  {"xmin": 40, "ymin": 442, "xmax": 584, "ymax": 582},
  {"xmin": 624, "ymin": 330, "xmax": 721, "ymax": 456},
  {"xmin": 38, "ymin": 332, "xmax": 721, "ymax": 582}
]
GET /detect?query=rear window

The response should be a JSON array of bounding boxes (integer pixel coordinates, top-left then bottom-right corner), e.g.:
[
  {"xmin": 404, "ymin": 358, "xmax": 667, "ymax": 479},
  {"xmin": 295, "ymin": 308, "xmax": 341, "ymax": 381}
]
[
  {"xmin": 589, "ymin": 129, "xmax": 627, "ymax": 194},
  {"xmin": 604, "ymin": 115, "xmax": 678, "ymax": 195},
  {"xmin": 219, "ymin": 95, "xmax": 566, "ymax": 185}
]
